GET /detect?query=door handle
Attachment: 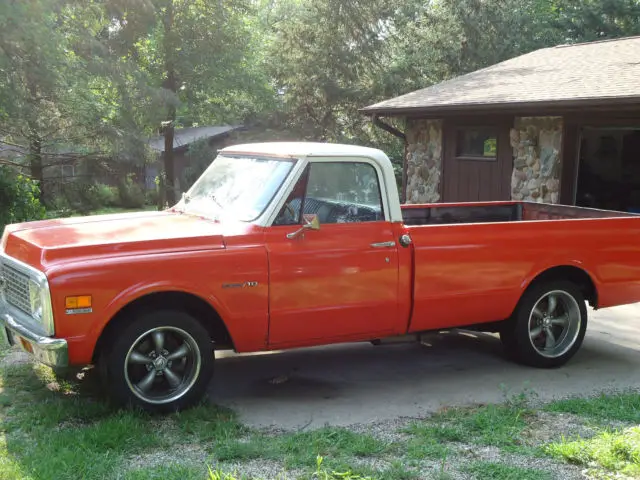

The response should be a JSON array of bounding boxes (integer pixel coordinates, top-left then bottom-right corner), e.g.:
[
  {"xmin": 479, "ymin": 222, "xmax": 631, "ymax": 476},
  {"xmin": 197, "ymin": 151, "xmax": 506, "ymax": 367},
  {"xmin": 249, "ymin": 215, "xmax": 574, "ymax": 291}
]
[{"xmin": 370, "ymin": 241, "xmax": 396, "ymax": 248}]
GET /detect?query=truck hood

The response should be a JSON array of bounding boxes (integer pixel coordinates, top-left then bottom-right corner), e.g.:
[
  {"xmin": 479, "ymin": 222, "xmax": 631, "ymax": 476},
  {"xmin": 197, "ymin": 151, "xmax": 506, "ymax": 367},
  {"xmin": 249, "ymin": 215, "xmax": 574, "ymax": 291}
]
[{"xmin": 1, "ymin": 210, "xmax": 241, "ymax": 269}]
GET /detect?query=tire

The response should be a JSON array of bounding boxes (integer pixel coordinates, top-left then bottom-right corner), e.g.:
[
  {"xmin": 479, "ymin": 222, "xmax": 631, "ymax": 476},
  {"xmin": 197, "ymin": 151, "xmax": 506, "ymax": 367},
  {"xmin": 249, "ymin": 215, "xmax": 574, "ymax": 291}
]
[
  {"xmin": 100, "ymin": 309, "xmax": 214, "ymax": 413},
  {"xmin": 500, "ymin": 280, "xmax": 587, "ymax": 368}
]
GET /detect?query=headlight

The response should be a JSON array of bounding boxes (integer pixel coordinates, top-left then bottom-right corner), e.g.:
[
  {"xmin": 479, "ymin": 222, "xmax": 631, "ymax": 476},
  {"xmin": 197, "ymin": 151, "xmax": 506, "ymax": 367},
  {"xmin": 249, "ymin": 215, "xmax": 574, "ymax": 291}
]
[
  {"xmin": 28, "ymin": 279, "xmax": 43, "ymax": 320},
  {"xmin": 1, "ymin": 252, "xmax": 55, "ymax": 336}
]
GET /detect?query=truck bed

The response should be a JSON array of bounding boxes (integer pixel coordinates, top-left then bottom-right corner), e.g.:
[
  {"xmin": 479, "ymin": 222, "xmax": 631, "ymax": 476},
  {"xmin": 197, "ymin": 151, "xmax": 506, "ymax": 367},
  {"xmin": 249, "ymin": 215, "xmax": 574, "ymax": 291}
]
[
  {"xmin": 401, "ymin": 200, "xmax": 640, "ymax": 337},
  {"xmin": 401, "ymin": 201, "xmax": 635, "ymax": 226}
]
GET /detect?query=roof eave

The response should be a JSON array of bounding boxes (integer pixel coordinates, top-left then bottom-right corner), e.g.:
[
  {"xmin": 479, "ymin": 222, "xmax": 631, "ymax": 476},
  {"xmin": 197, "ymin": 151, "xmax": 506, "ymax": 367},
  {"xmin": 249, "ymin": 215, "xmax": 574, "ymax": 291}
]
[{"xmin": 361, "ymin": 95, "xmax": 640, "ymax": 117}]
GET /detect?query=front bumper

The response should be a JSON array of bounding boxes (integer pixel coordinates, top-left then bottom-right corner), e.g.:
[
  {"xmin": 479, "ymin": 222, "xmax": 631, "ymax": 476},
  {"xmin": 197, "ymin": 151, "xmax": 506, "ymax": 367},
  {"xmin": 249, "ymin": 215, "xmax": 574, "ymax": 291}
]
[{"xmin": 0, "ymin": 311, "xmax": 68, "ymax": 367}]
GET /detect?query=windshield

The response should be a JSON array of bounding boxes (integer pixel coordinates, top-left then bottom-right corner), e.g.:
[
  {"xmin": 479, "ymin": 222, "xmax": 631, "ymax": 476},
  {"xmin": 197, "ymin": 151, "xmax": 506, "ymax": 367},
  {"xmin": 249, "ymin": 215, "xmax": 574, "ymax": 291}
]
[{"xmin": 178, "ymin": 155, "xmax": 295, "ymax": 222}]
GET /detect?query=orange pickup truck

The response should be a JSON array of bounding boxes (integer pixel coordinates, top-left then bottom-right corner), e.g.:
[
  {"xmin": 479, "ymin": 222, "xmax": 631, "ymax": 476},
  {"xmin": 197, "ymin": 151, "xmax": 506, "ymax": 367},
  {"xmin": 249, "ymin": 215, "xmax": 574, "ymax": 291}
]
[{"xmin": 2, "ymin": 142, "xmax": 640, "ymax": 411}]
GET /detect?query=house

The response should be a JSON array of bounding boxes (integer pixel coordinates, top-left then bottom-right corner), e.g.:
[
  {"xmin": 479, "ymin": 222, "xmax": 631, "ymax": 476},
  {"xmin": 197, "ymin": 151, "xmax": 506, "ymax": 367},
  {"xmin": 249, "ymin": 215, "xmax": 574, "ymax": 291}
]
[
  {"xmin": 146, "ymin": 125, "xmax": 243, "ymax": 192},
  {"xmin": 362, "ymin": 36, "xmax": 640, "ymax": 213}
]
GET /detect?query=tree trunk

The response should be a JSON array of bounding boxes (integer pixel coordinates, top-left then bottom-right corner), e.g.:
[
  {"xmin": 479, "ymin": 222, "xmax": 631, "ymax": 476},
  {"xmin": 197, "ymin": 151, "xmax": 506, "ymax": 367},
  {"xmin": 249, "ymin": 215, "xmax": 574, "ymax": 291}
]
[
  {"xmin": 26, "ymin": 75, "xmax": 45, "ymax": 203},
  {"xmin": 162, "ymin": 1, "xmax": 178, "ymax": 205},
  {"xmin": 163, "ymin": 116, "xmax": 176, "ymax": 204},
  {"xmin": 28, "ymin": 134, "xmax": 44, "ymax": 202}
]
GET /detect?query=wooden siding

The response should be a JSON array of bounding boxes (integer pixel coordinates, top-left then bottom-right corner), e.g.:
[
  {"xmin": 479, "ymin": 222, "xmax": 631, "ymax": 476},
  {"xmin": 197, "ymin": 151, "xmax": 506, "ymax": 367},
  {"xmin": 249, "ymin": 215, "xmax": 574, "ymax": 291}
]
[{"xmin": 441, "ymin": 117, "xmax": 513, "ymax": 202}]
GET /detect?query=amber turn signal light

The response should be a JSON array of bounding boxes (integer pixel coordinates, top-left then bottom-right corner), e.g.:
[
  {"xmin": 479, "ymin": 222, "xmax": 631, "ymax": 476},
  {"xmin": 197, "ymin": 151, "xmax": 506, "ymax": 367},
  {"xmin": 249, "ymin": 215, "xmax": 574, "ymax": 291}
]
[
  {"xmin": 65, "ymin": 295, "xmax": 92, "ymax": 309},
  {"xmin": 20, "ymin": 337, "xmax": 33, "ymax": 354}
]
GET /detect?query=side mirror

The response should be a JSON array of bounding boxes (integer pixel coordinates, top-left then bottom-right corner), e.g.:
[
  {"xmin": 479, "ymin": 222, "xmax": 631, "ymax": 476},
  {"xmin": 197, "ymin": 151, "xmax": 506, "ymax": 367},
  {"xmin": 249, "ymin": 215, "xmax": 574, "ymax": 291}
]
[
  {"xmin": 287, "ymin": 214, "xmax": 320, "ymax": 239},
  {"xmin": 303, "ymin": 214, "xmax": 320, "ymax": 230}
]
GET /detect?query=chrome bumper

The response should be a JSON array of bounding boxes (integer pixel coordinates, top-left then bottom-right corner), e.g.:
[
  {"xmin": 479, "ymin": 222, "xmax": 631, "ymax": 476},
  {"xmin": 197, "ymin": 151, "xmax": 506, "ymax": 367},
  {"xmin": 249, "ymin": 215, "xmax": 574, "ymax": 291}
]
[{"xmin": 0, "ymin": 311, "xmax": 68, "ymax": 367}]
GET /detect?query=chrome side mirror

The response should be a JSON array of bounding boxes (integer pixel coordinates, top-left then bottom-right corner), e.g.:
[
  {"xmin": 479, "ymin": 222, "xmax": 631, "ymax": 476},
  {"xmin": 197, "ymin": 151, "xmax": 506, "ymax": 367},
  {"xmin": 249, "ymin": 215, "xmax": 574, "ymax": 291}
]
[{"xmin": 286, "ymin": 214, "xmax": 320, "ymax": 239}]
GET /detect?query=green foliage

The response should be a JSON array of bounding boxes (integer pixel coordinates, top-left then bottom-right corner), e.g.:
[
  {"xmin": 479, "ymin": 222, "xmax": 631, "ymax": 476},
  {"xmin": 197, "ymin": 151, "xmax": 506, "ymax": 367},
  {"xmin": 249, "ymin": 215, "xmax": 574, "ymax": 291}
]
[
  {"xmin": 405, "ymin": 398, "xmax": 534, "ymax": 455},
  {"xmin": 207, "ymin": 467, "xmax": 242, "ymax": 480},
  {"xmin": 463, "ymin": 461, "xmax": 553, "ymax": 480},
  {"xmin": 182, "ymin": 139, "xmax": 216, "ymax": 190},
  {"xmin": 118, "ymin": 174, "xmax": 146, "ymax": 209},
  {"xmin": 545, "ymin": 392, "xmax": 640, "ymax": 424},
  {"xmin": 145, "ymin": 187, "xmax": 160, "ymax": 208},
  {"xmin": 90, "ymin": 184, "xmax": 119, "ymax": 208},
  {"xmin": 0, "ymin": 168, "xmax": 46, "ymax": 233},
  {"xmin": 545, "ymin": 426, "xmax": 640, "ymax": 477},
  {"xmin": 311, "ymin": 455, "xmax": 374, "ymax": 480},
  {"xmin": 50, "ymin": 182, "xmax": 120, "ymax": 215},
  {"xmin": 212, "ymin": 426, "xmax": 388, "ymax": 469},
  {"xmin": 551, "ymin": 0, "xmax": 640, "ymax": 42}
]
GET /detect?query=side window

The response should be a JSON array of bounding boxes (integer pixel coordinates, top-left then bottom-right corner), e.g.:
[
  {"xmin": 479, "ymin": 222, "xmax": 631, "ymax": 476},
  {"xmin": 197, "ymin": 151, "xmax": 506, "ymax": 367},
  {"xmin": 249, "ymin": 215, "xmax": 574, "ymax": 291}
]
[
  {"xmin": 304, "ymin": 162, "xmax": 383, "ymax": 224},
  {"xmin": 273, "ymin": 166, "xmax": 309, "ymax": 226}
]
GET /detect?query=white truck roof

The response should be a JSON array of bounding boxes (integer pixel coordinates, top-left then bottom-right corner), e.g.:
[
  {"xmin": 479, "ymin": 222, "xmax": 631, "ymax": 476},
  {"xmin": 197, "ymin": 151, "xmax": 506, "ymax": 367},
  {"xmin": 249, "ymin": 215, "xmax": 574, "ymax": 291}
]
[{"xmin": 222, "ymin": 141, "xmax": 389, "ymax": 162}]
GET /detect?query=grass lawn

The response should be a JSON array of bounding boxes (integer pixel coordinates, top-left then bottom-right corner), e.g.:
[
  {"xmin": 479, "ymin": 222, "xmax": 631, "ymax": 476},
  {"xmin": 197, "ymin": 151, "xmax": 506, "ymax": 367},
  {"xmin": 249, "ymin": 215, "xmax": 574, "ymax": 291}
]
[{"xmin": 1, "ymin": 341, "xmax": 639, "ymax": 479}]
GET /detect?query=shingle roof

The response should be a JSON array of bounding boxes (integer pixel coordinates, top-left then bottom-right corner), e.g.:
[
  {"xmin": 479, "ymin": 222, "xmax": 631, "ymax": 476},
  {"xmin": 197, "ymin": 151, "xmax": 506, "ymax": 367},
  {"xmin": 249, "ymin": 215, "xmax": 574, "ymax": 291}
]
[
  {"xmin": 362, "ymin": 36, "xmax": 640, "ymax": 115},
  {"xmin": 147, "ymin": 125, "xmax": 242, "ymax": 152}
]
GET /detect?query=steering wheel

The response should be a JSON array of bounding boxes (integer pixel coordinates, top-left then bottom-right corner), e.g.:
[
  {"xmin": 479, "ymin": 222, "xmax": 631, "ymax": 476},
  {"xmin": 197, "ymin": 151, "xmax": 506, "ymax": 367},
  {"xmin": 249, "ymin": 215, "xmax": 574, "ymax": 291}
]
[{"xmin": 284, "ymin": 203, "xmax": 296, "ymax": 219}]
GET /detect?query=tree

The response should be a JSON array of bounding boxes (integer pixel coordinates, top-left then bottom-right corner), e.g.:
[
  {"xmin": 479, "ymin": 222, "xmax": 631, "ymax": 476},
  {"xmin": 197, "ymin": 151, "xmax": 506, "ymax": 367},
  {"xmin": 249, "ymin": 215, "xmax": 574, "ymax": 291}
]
[
  {"xmin": 101, "ymin": 0, "xmax": 264, "ymax": 204},
  {"xmin": 0, "ymin": 167, "xmax": 46, "ymax": 232},
  {"xmin": 265, "ymin": 0, "xmax": 397, "ymax": 142},
  {"xmin": 0, "ymin": 0, "xmax": 87, "ymax": 201},
  {"xmin": 550, "ymin": 0, "xmax": 640, "ymax": 42},
  {"xmin": 389, "ymin": 0, "xmax": 640, "ymax": 91}
]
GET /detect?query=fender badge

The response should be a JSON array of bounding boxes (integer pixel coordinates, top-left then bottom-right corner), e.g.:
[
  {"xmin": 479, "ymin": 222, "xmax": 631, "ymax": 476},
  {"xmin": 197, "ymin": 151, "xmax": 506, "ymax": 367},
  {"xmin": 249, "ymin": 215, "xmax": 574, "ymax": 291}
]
[
  {"xmin": 66, "ymin": 308, "xmax": 93, "ymax": 315},
  {"xmin": 222, "ymin": 281, "xmax": 259, "ymax": 289}
]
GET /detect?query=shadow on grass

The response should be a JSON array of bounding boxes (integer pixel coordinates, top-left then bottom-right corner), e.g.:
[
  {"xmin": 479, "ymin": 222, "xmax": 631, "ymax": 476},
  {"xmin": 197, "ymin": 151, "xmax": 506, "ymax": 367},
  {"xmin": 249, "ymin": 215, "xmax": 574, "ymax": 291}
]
[{"xmin": 0, "ymin": 360, "xmax": 242, "ymax": 480}]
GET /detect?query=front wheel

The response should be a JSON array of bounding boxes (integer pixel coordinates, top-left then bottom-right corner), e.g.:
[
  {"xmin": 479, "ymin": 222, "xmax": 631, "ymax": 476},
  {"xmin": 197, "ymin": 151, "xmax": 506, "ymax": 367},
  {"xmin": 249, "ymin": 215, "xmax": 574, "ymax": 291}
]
[
  {"xmin": 500, "ymin": 281, "xmax": 587, "ymax": 368},
  {"xmin": 100, "ymin": 310, "xmax": 214, "ymax": 412}
]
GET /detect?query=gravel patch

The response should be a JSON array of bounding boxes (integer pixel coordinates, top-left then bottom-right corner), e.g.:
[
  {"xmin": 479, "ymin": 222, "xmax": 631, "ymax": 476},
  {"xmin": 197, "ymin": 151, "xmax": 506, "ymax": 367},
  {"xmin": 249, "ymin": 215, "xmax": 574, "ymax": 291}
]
[
  {"xmin": 217, "ymin": 459, "xmax": 301, "ymax": 479},
  {"xmin": 127, "ymin": 443, "xmax": 210, "ymax": 471},
  {"xmin": 0, "ymin": 347, "xmax": 31, "ymax": 368},
  {"xmin": 454, "ymin": 443, "xmax": 586, "ymax": 480},
  {"xmin": 348, "ymin": 417, "xmax": 415, "ymax": 443},
  {"xmin": 522, "ymin": 411, "xmax": 598, "ymax": 445},
  {"xmin": 351, "ymin": 456, "xmax": 465, "ymax": 480}
]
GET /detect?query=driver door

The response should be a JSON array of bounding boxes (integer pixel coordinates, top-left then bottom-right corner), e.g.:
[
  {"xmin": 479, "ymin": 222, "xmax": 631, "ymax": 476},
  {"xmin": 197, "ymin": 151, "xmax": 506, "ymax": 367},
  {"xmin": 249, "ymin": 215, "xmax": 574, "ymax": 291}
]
[{"xmin": 265, "ymin": 160, "xmax": 400, "ymax": 347}]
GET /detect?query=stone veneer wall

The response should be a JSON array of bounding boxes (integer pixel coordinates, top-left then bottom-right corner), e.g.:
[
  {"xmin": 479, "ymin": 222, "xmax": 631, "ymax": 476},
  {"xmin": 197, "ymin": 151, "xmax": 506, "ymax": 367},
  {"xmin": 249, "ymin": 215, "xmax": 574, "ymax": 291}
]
[
  {"xmin": 404, "ymin": 119, "xmax": 443, "ymax": 203},
  {"xmin": 510, "ymin": 117, "xmax": 563, "ymax": 203}
]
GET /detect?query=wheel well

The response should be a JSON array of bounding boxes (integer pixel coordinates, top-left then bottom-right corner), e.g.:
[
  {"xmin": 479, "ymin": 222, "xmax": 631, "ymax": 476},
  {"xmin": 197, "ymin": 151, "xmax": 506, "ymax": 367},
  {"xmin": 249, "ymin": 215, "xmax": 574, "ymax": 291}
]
[
  {"xmin": 526, "ymin": 266, "xmax": 598, "ymax": 308},
  {"xmin": 92, "ymin": 291, "xmax": 234, "ymax": 363}
]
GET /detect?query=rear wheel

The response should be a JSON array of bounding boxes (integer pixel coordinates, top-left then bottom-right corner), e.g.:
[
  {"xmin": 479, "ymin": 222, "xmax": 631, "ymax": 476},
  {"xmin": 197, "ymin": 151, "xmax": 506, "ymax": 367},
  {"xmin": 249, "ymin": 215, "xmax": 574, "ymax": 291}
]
[
  {"xmin": 500, "ymin": 281, "xmax": 587, "ymax": 368},
  {"xmin": 100, "ymin": 310, "xmax": 214, "ymax": 412}
]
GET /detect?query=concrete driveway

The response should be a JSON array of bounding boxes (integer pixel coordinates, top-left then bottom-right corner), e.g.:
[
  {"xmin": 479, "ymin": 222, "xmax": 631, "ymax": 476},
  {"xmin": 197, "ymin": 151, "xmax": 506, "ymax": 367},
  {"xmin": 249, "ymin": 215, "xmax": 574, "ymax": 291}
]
[{"xmin": 210, "ymin": 304, "xmax": 640, "ymax": 429}]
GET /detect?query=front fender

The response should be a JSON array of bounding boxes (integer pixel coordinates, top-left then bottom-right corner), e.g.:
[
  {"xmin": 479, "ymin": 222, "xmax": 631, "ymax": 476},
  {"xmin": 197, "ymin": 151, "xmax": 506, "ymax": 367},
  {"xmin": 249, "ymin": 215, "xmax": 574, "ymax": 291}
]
[{"xmin": 49, "ymin": 246, "xmax": 270, "ymax": 365}]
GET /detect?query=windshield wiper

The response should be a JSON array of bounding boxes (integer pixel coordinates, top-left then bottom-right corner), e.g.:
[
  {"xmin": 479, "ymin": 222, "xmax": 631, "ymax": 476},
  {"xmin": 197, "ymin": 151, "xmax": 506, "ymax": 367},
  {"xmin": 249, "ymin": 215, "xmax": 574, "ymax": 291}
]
[{"xmin": 208, "ymin": 193, "xmax": 223, "ymax": 210}]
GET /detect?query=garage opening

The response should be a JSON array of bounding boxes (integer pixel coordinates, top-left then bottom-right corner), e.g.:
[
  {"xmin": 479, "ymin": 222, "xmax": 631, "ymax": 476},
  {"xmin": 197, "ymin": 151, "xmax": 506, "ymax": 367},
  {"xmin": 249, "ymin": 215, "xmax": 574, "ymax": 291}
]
[{"xmin": 576, "ymin": 127, "xmax": 640, "ymax": 212}]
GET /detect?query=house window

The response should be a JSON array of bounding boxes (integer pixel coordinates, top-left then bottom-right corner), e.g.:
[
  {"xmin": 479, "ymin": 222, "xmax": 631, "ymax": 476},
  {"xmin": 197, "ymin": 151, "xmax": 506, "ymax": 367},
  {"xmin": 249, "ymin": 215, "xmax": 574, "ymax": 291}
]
[
  {"xmin": 456, "ymin": 128, "xmax": 497, "ymax": 160},
  {"xmin": 61, "ymin": 164, "xmax": 75, "ymax": 178}
]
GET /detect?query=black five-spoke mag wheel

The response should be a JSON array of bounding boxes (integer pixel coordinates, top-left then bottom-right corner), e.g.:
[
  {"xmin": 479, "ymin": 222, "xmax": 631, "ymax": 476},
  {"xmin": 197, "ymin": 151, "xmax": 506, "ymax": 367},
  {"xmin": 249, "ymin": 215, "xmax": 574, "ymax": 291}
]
[
  {"xmin": 102, "ymin": 310, "xmax": 214, "ymax": 412},
  {"xmin": 501, "ymin": 280, "xmax": 587, "ymax": 368}
]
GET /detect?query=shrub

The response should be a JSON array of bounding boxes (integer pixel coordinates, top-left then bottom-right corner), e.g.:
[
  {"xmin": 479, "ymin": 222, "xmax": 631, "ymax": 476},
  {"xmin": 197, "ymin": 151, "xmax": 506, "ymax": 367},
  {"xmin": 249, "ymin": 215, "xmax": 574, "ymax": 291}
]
[
  {"xmin": 0, "ymin": 167, "xmax": 46, "ymax": 233},
  {"xmin": 51, "ymin": 182, "xmax": 106, "ymax": 214},
  {"xmin": 89, "ymin": 183, "xmax": 118, "ymax": 208},
  {"xmin": 117, "ymin": 174, "xmax": 145, "ymax": 209},
  {"xmin": 144, "ymin": 185, "xmax": 159, "ymax": 207}
]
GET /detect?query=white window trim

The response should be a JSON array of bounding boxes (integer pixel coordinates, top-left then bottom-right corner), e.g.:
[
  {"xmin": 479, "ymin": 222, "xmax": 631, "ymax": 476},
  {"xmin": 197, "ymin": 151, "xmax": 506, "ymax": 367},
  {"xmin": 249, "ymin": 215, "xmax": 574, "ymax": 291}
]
[{"xmin": 257, "ymin": 154, "xmax": 401, "ymax": 227}]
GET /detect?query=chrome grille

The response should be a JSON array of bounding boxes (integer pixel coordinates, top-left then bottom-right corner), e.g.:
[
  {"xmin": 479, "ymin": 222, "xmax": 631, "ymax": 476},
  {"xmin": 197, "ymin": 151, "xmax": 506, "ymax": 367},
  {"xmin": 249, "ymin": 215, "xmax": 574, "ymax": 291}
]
[{"xmin": 2, "ymin": 265, "xmax": 31, "ymax": 315}]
